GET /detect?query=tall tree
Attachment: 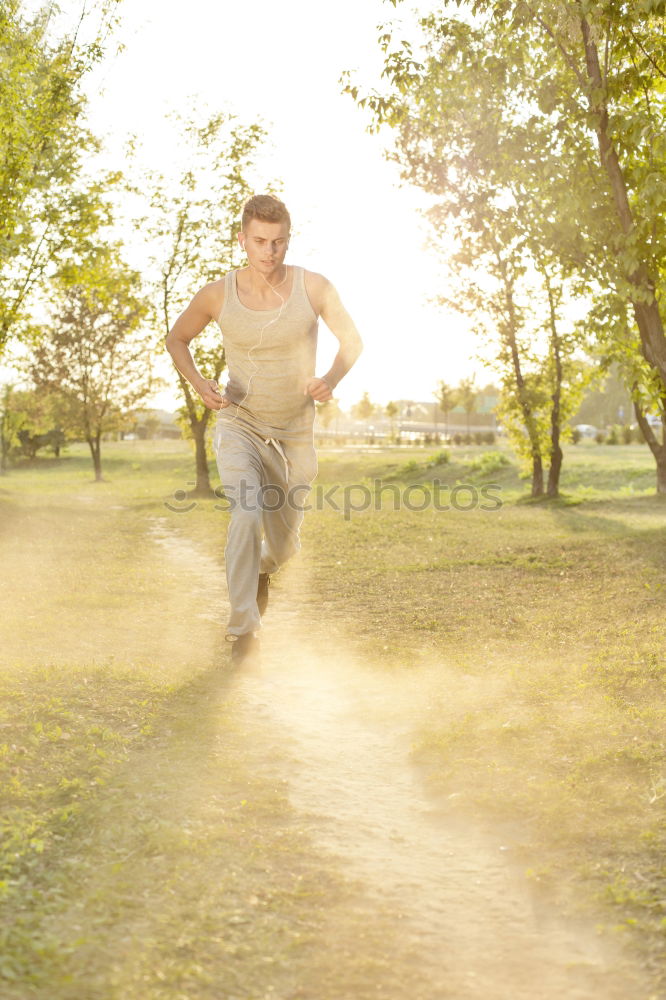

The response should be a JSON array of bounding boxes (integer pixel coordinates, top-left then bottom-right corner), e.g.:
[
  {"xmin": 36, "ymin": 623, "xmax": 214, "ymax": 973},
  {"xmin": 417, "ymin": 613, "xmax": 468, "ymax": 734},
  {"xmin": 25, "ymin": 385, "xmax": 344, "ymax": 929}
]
[
  {"xmin": 135, "ymin": 113, "xmax": 267, "ymax": 495},
  {"xmin": 352, "ymin": 392, "xmax": 376, "ymax": 422},
  {"xmin": 345, "ymin": 1, "xmax": 666, "ymax": 492},
  {"xmin": 29, "ymin": 246, "xmax": 155, "ymax": 481},
  {"xmin": 317, "ymin": 398, "xmax": 341, "ymax": 433},
  {"xmin": 385, "ymin": 399, "xmax": 399, "ymax": 439},
  {"xmin": 0, "ymin": 384, "xmax": 24, "ymax": 472},
  {"xmin": 434, "ymin": 381, "xmax": 458, "ymax": 440},
  {"xmin": 457, "ymin": 377, "xmax": 477, "ymax": 439},
  {"xmin": 0, "ymin": 0, "xmax": 122, "ymax": 353},
  {"xmin": 0, "ymin": 385, "xmax": 65, "ymax": 462}
]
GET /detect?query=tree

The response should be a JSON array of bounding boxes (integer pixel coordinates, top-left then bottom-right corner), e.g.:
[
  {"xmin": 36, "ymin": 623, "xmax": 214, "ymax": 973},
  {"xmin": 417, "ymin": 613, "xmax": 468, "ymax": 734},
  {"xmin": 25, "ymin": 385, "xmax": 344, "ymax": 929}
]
[
  {"xmin": 0, "ymin": 384, "xmax": 24, "ymax": 472},
  {"xmin": 385, "ymin": 400, "xmax": 399, "ymax": 439},
  {"xmin": 346, "ymin": 2, "xmax": 666, "ymax": 492},
  {"xmin": 29, "ymin": 247, "xmax": 155, "ymax": 481},
  {"xmin": 434, "ymin": 382, "xmax": 457, "ymax": 440},
  {"xmin": 573, "ymin": 362, "xmax": 633, "ymax": 429},
  {"xmin": 0, "ymin": 0, "xmax": 122, "ymax": 353},
  {"xmin": 0, "ymin": 385, "xmax": 66, "ymax": 462},
  {"xmin": 586, "ymin": 295, "xmax": 666, "ymax": 488},
  {"xmin": 142, "ymin": 414, "xmax": 162, "ymax": 441},
  {"xmin": 352, "ymin": 392, "xmax": 375, "ymax": 422},
  {"xmin": 344, "ymin": 7, "xmax": 594, "ymax": 496},
  {"xmin": 457, "ymin": 377, "xmax": 477, "ymax": 439},
  {"xmin": 317, "ymin": 398, "xmax": 340, "ymax": 432},
  {"xmin": 137, "ymin": 112, "xmax": 268, "ymax": 495}
]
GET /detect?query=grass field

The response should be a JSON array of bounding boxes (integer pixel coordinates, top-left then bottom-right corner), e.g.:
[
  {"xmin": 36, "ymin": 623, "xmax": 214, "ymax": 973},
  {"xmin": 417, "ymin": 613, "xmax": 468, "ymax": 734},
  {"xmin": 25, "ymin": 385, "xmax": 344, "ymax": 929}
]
[{"xmin": 1, "ymin": 436, "xmax": 665, "ymax": 997}]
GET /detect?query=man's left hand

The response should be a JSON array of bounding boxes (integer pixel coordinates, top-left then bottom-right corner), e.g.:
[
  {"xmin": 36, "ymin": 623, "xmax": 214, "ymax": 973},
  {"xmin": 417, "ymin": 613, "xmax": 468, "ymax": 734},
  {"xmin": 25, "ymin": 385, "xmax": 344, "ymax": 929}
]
[{"xmin": 304, "ymin": 377, "xmax": 333, "ymax": 402}]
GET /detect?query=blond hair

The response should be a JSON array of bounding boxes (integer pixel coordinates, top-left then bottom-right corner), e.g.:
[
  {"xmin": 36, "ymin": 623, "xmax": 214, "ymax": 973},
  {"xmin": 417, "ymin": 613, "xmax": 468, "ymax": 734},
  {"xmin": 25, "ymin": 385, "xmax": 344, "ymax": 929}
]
[{"xmin": 241, "ymin": 194, "xmax": 291, "ymax": 232}]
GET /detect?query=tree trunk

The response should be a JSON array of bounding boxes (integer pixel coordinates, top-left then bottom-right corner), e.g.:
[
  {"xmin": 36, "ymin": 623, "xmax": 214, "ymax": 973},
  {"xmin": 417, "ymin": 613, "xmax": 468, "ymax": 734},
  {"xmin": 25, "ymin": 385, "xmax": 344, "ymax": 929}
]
[
  {"xmin": 498, "ymin": 255, "xmax": 544, "ymax": 497},
  {"xmin": 547, "ymin": 441, "xmax": 563, "ymax": 498},
  {"xmin": 0, "ymin": 424, "xmax": 10, "ymax": 472},
  {"xmin": 580, "ymin": 19, "xmax": 666, "ymax": 383},
  {"xmin": 532, "ymin": 452, "xmax": 544, "ymax": 497},
  {"xmin": 633, "ymin": 399, "xmax": 666, "ymax": 495},
  {"xmin": 546, "ymin": 444, "xmax": 564, "ymax": 498},
  {"xmin": 192, "ymin": 418, "xmax": 212, "ymax": 494},
  {"xmin": 175, "ymin": 370, "xmax": 220, "ymax": 495},
  {"xmin": 544, "ymin": 272, "xmax": 564, "ymax": 498},
  {"xmin": 657, "ymin": 457, "xmax": 666, "ymax": 497},
  {"xmin": 88, "ymin": 434, "xmax": 103, "ymax": 481}
]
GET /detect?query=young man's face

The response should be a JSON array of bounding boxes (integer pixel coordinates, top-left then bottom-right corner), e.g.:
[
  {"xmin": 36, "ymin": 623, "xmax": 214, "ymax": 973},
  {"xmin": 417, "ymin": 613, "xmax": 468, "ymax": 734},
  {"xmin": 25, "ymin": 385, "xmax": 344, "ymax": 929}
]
[{"xmin": 239, "ymin": 219, "xmax": 290, "ymax": 275}]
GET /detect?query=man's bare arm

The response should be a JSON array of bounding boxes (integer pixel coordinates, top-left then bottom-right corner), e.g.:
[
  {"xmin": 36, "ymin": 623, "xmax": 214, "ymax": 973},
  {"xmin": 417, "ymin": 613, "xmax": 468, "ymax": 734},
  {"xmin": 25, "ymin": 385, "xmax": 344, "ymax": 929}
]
[
  {"xmin": 165, "ymin": 284, "xmax": 227, "ymax": 410},
  {"xmin": 304, "ymin": 276, "xmax": 363, "ymax": 402}
]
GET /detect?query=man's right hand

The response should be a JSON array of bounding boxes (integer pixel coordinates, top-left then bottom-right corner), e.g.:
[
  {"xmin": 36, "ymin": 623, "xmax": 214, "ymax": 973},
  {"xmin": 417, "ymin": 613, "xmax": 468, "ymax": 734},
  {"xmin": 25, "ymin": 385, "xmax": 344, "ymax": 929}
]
[{"xmin": 196, "ymin": 378, "xmax": 231, "ymax": 411}]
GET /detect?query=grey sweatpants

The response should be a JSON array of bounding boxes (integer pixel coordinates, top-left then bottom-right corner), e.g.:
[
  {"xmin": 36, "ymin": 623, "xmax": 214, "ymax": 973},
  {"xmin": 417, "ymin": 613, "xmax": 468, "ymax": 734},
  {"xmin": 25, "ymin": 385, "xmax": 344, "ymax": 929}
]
[{"xmin": 213, "ymin": 417, "xmax": 318, "ymax": 637}]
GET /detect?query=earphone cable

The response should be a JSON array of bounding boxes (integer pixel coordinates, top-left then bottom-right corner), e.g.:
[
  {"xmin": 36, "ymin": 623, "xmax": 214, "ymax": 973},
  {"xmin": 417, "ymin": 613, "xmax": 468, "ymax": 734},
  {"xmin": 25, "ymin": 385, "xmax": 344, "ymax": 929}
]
[{"xmin": 226, "ymin": 263, "xmax": 288, "ymax": 426}]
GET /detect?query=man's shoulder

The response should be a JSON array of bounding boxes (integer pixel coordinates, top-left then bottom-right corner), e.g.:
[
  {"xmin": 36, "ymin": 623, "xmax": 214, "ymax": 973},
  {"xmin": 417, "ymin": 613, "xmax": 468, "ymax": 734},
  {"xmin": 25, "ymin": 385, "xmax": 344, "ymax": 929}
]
[
  {"xmin": 303, "ymin": 268, "xmax": 329, "ymax": 289},
  {"xmin": 302, "ymin": 269, "xmax": 330, "ymax": 316},
  {"xmin": 196, "ymin": 275, "xmax": 229, "ymax": 321}
]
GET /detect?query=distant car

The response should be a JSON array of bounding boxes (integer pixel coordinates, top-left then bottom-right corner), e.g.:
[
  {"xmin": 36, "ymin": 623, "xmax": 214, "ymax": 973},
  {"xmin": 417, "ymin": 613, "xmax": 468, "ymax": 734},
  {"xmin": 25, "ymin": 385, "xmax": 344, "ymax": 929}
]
[
  {"xmin": 630, "ymin": 415, "xmax": 663, "ymax": 430},
  {"xmin": 574, "ymin": 424, "xmax": 598, "ymax": 438}
]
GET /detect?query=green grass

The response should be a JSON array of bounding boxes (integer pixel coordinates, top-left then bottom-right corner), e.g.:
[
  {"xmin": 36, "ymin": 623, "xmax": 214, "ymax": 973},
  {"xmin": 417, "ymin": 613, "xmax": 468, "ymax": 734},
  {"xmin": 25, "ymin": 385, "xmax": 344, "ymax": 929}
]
[
  {"xmin": 1, "ymin": 436, "xmax": 666, "ymax": 993},
  {"xmin": 305, "ymin": 442, "xmax": 666, "ymax": 980},
  {"xmin": 0, "ymin": 440, "xmax": 441, "ymax": 999}
]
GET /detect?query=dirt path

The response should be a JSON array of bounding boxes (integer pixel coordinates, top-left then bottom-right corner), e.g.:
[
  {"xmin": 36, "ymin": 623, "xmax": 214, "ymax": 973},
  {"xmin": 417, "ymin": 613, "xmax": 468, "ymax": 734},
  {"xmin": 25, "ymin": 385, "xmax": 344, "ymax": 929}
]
[{"xmin": 150, "ymin": 516, "xmax": 651, "ymax": 1000}]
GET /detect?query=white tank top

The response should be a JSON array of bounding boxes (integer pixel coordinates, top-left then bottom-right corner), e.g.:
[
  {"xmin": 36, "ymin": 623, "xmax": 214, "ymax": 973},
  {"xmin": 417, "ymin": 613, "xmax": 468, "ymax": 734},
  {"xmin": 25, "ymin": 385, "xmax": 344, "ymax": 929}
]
[{"xmin": 215, "ymin": 266, "xmax": 318, "ymax": 442}]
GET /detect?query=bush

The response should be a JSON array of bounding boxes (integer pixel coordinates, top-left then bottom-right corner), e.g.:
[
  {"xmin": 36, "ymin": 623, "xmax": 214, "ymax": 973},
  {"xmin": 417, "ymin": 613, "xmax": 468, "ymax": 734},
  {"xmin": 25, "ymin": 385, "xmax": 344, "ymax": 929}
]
[
  {"xmin": 473, "ymin": 431, "xmax": 484, "ymax": 445},
  {"xmin": 622, "ymin": 424, "xmax": 633, "ymax": 444},
  {"xmin": 427, "ymin": 449, "xmax": 450, "ymax": 468},
  {"xmin": 453, "ymin": 433, "xmax": 462, "ymax": 446},
  {"xmin": 399, "ymin": 458, "xmax": 420, "ymax": 476},
  {"xmin": 571, "ymin": 428, "xmax": 582, "ymax": 444},
  {"xmin": 607, "ymin": 426, "xmax": 619, "ymax": 445},
  {"xmin": 595, "ymin": 430, "xmax": 605, "ymax": 444},
  {"xmin": 467, "ymin": 450, "xmax": 511, "ymax": 475},
  {"xmin": 483, "ymin": 431, "xmax": 496, "ymax": 445}
]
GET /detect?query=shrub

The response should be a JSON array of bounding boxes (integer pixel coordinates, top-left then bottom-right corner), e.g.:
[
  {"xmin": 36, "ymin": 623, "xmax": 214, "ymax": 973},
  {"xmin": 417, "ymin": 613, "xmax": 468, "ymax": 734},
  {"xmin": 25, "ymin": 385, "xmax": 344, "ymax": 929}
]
[
  {"xmin": 467, "ymin": 450, "xmax": 511, "ymax": 475},
  {"xmin": 571, "ymin": 428, "xmax": 582, "ymax": 444},
  {"xmin": 483, "ymin": 431, "xmax": 496, "ymax": 444},
  {"xmin": 399, "ymin": 458, "xmax": 420, "ymax": 475},
  {"xmin": 453, "ymin": 433, "xmax": 462, "ymax": 446},
  {"xmin": 427, "ymin": 449, "xmax": 450, "ymax": 468},
  {"xmin": 622, "ymin": 424, "xmax": 633, "ymax": 444},
  {"xmin": 595, "ymin": 430, "xmax": 605, "ymax": 444},
  {"xmin": 607, "ymin": 426, "xmax": 619, "ymax": 445}
]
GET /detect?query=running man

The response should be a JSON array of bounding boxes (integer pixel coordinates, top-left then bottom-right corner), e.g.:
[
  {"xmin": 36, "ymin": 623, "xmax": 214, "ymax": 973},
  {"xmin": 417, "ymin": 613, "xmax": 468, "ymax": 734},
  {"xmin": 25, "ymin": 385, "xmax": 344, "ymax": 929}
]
[{"xmin": 166, "ymin": 194, "xmax": 363, "ymax": 665}]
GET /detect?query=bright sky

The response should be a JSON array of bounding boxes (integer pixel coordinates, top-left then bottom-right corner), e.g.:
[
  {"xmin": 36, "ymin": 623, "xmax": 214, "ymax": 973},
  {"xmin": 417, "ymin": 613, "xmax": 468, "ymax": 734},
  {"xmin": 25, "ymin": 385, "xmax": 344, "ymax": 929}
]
[{"xmin": 15, "ymin": 0, "xmax": 484, "ymax": 410}]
